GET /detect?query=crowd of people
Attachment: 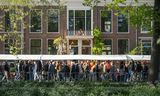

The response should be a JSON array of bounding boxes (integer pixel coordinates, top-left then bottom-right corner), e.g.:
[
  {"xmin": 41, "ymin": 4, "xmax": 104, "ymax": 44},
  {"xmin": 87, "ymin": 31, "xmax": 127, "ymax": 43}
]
[{"xmin": 0, "ymin": 60, "xmax": 149, "ymax": 82}]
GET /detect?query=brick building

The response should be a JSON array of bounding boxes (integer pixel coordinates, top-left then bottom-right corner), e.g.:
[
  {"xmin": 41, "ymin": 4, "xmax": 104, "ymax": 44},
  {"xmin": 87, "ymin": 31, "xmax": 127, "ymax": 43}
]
[{"xmin": 0, "ymin": 0, "xmax": 153, "ymax": 55}]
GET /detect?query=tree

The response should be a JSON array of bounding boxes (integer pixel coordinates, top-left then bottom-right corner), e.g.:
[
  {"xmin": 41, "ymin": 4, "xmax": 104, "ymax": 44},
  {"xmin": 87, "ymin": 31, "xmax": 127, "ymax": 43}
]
[
  {"xmin": 150, "ymin": 0, "xmax": 160, "ymax": 84},
  {"xmin": 92, "ymin": 28, "xmax": 104, "ymax": 55},
  {"xmin": 0, "ymin": 0, "xmax": 33, "ymax": 55},
  {"xmin": 53, "ymin": 36, "xmax": 67, "ymax": 55},
  {"xmin": 129, "ymin": 46, "xmax": 142, "ymax": 55},
  {"xmin": 83, "ymin": 0, "xmax": 160, "ymax": 84}
]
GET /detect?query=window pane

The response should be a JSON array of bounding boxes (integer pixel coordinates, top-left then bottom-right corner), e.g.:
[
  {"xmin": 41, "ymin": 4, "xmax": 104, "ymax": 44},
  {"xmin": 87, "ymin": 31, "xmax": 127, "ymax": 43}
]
[
  {"xmin": 82, "ymin": 47, "xmax": 91, "ymax": 54},
  {"xmin": 86, "ymin": 10, "xmax": 91, "ymax": 17},
  {"xmin": 69, "ymin": 10, "xmax": 74, "ymax": 17},
  {"xmin": 48, "ymin": 40, "xmax": 57, "ymax": 54},
  {"xmin": 69, "ymin": 40, "xmax": 78, "ymax": 45},
  {"xmin": 4, "ymin": 39, "xmax": 10, "ymax": 54},
  {"xmin": 69, "ymin": 18, "xmax": 74, "ymax": 31},
  {"xmin": 86, "ymin": 10, "xmax": 91, "ymax": 32},
  {"xmin": 70, "ymin": 47, "xmax": 78, "ymax": 55},
  {"xmin": 103, "ymin": 39, "xmax": 112, "ymax": 55},
  {"xmin": 48, "ymin": 10, "xmax": 59, "ymax": 32},
  {"xmin": 30, "ymin": 39, "xmax": 41, "ymax": 54},
  {"xmin": 101, "ymin": 11, "xmax": 112, "ymax": 32},
  {"xmin": 142, "ymin": 40, "xmax": 151, "ymax": 55},
  {"xmin": 4, "ymin": 39, "xmax": 14, "ymax": 54},
  {"xmin": 75, "ymin": 11, "xmax": 85, "ymax": 32},
  {"xmin": 118, "ymin": 13, "xmax": 128, "ymax": 32},
  {"xmin": 5, "ymin": 11, "xmax": 11, "ymax": 32},
  {"xmin": 82, "ymin": 40, "xmax": 90, "ymax": 45},
  {"xmin": 69, "ymin": 10, "xmax": 74, "ymax": 35},
  {"xmin": 68, "ymin": 10, "xmax": 91, "ymax": 36},
  {"xmin": 118, "ymin": 39, "xmax": 128, "ymax": 54},
  {"xmin": 75, "ymin": 10, "xmax": 85, "ymax": 17},
  {"xmin": 30, "ymin": 10, "xmax": 41, "ymax": 32}
]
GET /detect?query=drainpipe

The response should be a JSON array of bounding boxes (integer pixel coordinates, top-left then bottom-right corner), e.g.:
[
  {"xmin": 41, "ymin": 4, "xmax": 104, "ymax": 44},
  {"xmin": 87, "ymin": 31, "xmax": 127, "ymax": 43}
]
[{"xmin": 21, "ymin": 8, "xmax": 24, "ymax": 54}]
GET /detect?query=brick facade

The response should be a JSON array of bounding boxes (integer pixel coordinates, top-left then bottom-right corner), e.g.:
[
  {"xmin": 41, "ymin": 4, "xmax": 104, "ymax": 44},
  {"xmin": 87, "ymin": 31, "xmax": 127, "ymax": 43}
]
[{"xmin": 0, "ymin": 5, "xmax": 152, "ymax": 55}]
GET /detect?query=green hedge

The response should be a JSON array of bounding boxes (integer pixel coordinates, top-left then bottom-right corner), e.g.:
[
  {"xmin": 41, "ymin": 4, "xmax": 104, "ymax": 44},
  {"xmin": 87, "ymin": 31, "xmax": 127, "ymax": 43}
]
[{"xmin": 0, "ymin": 81, "xmax": 159, "ymax": 96}]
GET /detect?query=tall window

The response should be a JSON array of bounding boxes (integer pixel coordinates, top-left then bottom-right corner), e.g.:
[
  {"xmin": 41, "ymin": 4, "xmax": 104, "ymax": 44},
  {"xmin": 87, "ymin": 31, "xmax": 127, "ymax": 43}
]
[
  {"xmin": 48, "ymin": 10, "xmax": 59, "ymax": 32},
  {"xmin": 5, "ymin": 11, "xmax": 21, "ymax": 32},
  {"xmin": 118, "ymin": 39, "xmax": 128, "ymax": 54},
  {"xmin": 48, "ymin": 39, "xmax": 57, "ymax": 54},
  {"xmin": 141, "ymin": 40, "xmax": 151, "ymax": 55},
  {"xmin": 118, "ymin": 13, "xmax": 128, "ymax": 32},
  {"xmin": 68, "ymin": 10, "xmax": 91, "ymax": 35},
  {"xmin": 30, "ymin": 10, "xmax": 41, "ymax": 32},
  {"xmin": 103, "ymin": 39, "xmax": 112, "ymax": 55},
  {"xmin": 30, "ymin": 39, "xmax": 41, "ymax": 54},
  {"xmin": 101, "ymin": 11, "xmax": 112, "ymax": 32}
]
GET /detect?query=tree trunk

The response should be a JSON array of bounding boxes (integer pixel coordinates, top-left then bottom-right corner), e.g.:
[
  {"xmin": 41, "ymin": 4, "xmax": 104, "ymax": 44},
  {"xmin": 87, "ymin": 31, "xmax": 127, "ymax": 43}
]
[{"xmin": 149, "ymin": 0, "xmax": 160, "ymax": 84}]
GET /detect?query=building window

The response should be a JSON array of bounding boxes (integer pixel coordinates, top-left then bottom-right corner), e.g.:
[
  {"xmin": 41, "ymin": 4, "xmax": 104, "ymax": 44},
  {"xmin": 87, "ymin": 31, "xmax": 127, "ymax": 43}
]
[
  {"xmin": 68, "ymin": 10, "xmax": 91, "ymax": 36},
  {"xmin": 141, "ymin": 40, "xmax": 151, "ymax": 55},
  {"xmin": 118, "ymin": 39, "xmax": 128, "ymax": 54},
  {"xmin": 103, "ymin": 39, "xmax": 112, "ymax": 55},
  {"xmin": 48, "ymin": 10, "xmax": 59, "ymax": 32},
  {"xmin": 30, "ymin": 39, "xmax": 41, "ymax": 54},
  {"xmin": 101, "ymin": 11, "xmax": 112, "ymax": 32},
  {"xmin": 5, "ymin": 11, "xmax": 22, "ymax": 32},
  {"xmin": 48, "ymin": 39, "xmax": 57, "ymax": 54},
  {"xmin": 118, "ymin": 13, "xmax": 128, "ymax": 32},
  {"xmin": 30, "ymin": 10, "xmax": 41, "ymax": 32}
]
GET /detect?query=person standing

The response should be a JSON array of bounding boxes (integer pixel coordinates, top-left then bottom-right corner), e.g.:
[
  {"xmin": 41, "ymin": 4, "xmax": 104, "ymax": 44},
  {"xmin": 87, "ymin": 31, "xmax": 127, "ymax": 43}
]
[
  {"xmin": 33, "ymin": 61, "xmax": 39, "ymax": 80},
  {"xmin": 2, "ymin": 61, "xmax": 10, "ymax": 82},
  {"xmin": 15, "ymin": 61, "xmax": 20, "ymax": 80},
  {"xmin": 48, "ymin": 61, "xmax": 54, "ymax": 80}
]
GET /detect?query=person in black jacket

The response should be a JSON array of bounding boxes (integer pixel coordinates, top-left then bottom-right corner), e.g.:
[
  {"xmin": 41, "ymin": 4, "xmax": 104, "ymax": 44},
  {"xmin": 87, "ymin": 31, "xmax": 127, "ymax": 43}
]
[
  {"xmin": 43, "ymin": 61, "xmax": 49, "ymax": 80},
  {"xmin": 2, "ymin": 61, "xmax": 10, "ymax": 81}
]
